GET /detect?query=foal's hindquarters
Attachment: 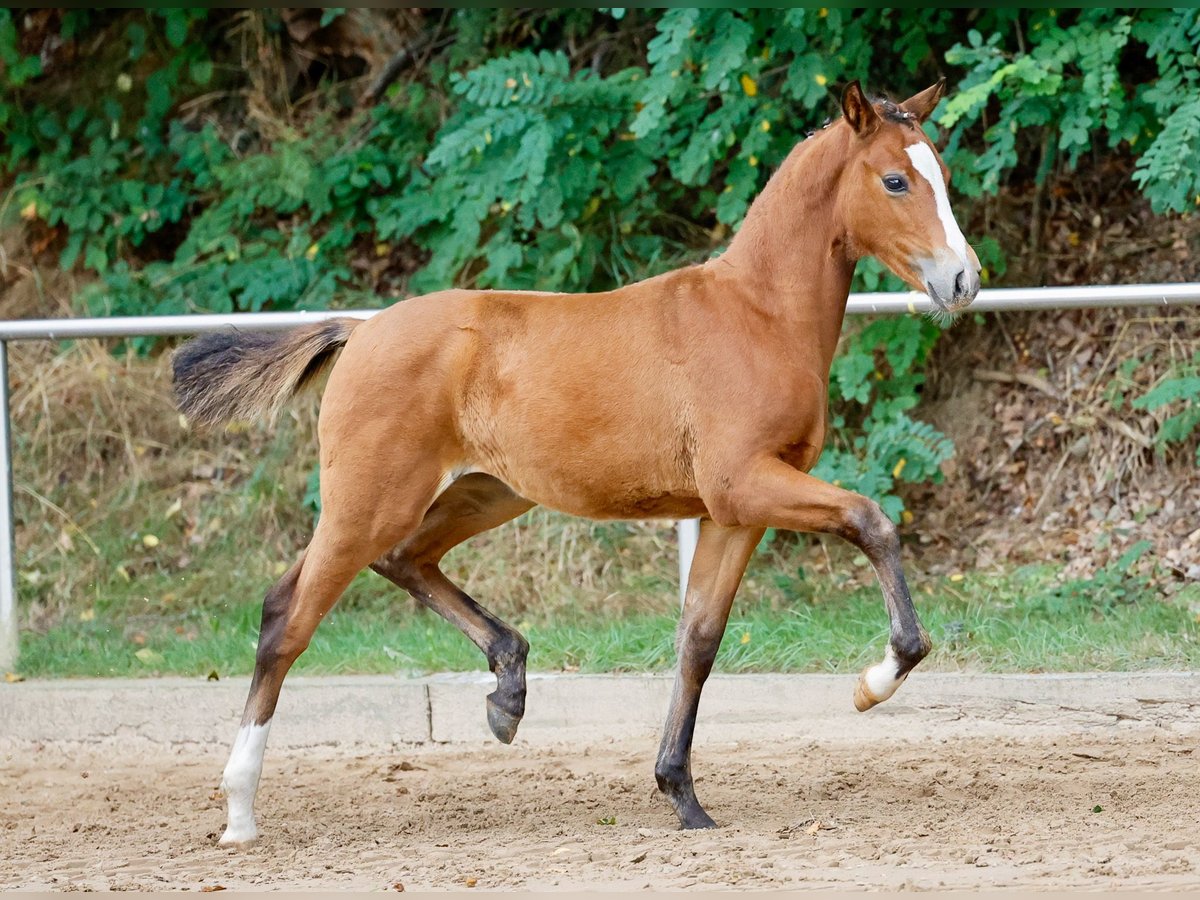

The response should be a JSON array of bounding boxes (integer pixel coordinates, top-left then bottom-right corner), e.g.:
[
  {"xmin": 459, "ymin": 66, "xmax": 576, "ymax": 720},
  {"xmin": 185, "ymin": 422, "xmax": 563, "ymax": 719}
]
[
  {"xmin": 218, "ymin": 303, "xmax": 512, "ymax": 847},
  {"xmin": 216, "ymin": 283, "xmax": 700, "ymax": 846}
]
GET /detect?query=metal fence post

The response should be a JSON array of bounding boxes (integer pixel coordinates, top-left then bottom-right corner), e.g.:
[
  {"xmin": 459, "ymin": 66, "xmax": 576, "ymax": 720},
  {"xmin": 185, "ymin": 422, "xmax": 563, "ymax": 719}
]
[
  {"xmin": 0, "ymin": 339, "xmax": 17, "ymax": 672},
  {"xmin": 677, "ymin": 518, "xmax": 700, "ymax": 607}
]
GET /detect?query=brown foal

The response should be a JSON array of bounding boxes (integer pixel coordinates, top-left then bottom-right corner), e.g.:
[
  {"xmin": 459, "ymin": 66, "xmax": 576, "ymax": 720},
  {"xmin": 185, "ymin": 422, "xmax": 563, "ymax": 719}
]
[{"xmin": 173, "ymin": 80, "xmax": 981, "ymax": 845}]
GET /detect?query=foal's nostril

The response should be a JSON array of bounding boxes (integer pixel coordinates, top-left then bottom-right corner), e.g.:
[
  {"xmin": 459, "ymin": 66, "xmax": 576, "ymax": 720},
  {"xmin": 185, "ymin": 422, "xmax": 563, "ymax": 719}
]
[{"xmin": 953, "ymin": 269, "xmax": 966, "ymax": 296}]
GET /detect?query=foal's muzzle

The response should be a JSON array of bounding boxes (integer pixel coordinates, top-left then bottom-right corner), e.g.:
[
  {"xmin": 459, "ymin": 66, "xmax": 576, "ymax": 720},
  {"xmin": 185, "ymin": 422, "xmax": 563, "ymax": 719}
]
[{"xmin": 920, "ymin": 252, "xmax": 981, "ymax": 313}]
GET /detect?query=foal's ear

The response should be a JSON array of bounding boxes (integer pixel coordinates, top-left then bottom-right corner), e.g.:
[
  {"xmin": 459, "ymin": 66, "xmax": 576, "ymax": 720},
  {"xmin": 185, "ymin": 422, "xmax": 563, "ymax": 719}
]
[
  {"xmin": 841, "ymin": 80, "xmax": 880, "ymax": 138},
  {"xmin": 899, "ymin": 79, "xmax": 946, "ymax": 124}
]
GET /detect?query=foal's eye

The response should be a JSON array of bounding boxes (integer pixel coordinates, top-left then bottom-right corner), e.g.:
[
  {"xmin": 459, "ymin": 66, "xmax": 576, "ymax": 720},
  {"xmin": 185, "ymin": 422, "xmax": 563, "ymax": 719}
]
[{"xmin": 882, "ymin": 174, "xmax": 909, "ymax": 194}]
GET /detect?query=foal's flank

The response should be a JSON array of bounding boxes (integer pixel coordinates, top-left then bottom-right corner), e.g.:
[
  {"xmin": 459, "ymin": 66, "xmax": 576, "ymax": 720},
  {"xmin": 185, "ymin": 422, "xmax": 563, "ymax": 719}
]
[{"xmin": 172, "ymin": 79, "xmax": 980, "ymax": 845}]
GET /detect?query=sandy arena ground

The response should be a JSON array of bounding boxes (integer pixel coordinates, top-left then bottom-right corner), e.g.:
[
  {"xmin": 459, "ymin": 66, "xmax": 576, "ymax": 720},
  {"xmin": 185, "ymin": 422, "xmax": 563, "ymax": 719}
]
[{"xmin": 2, "ymin": 728, "xmax": 1199, "ymax": 891}]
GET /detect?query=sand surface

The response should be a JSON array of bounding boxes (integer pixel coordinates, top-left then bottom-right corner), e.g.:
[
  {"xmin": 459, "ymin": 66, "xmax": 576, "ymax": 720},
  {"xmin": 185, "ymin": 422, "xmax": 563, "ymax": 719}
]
[{"xmin": 3, "ymin": 729, "xmax": 1198, "ymax": 891}]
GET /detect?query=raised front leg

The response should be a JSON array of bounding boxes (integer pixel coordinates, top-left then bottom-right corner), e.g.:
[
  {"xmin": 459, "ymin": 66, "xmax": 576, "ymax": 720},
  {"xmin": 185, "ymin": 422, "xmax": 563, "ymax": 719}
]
[
  {"xmin": 656, "ymin": 520, "xmax": 763, "ymax": 829},
  {"xmin": 710, "ymin": 457, "xmax": 932, "ymax": 711}
]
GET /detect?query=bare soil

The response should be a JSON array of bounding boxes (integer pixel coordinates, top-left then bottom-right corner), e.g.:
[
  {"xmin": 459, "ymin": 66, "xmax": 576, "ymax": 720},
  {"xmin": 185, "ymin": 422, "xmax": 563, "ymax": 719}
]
[{"xmin": 3, "ymin": 731, "xmax": 1198, "ymax": 891}]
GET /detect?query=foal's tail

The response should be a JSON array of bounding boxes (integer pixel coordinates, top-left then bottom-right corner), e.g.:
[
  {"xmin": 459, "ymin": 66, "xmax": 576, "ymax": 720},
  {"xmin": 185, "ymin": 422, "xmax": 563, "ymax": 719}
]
[{"xmin": 172, "ymin": 318, "xmax": 363, "ymax": 428}]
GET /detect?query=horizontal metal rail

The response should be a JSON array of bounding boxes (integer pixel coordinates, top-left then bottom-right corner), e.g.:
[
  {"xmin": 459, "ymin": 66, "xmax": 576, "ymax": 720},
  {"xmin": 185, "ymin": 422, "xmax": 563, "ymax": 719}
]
[
  {"xmin": 1, "ymin": 283, "xmax": 1199, "ymax": 342},
  {"xmin": 1, "ymin": 282, "xmax": 1198, "ymax": 670}
]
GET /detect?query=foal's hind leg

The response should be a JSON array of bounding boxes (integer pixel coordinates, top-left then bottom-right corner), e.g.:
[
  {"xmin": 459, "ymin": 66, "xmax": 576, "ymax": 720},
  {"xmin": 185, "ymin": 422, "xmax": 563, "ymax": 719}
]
[
  {"xmin": 371, "ymin": 474, "xmax": 535, "ymax": 743},
  {"xmin": 219, "ymin": 468, "xmax": 438, "ymax": 848}
]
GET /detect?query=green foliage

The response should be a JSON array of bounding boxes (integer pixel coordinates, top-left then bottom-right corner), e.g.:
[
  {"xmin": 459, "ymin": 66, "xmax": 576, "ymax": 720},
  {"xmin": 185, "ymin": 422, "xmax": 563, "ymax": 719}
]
[
  {"xmin": 938, "ymin": 8, "xmax": 1200, "ymax": 211},
  {"xmin": 4, "ymin": 11, "xmax": 436, "ymax": 322},
  {"xmin": 1132, "ymin": 98, "xmax": 1200, "ymax": 214},
  {"xmin": 370, "ymin": 49, "xmax": 665, "ymax": 294},
  {"xmin": 1131, "ymin": 10, "xmax": 1200, "ymax": 213},
  {"xmin": 816, "ymin": 316, "xmax": 953, "ymax": 520},
  {"xmin": 2, "ymin": 8, "xmax": 1196, "ymax": 513},
  {"xmin": 0, "ymin": 10, "xmax": 42, "ymax": 88},
  {"xmin": 1131, "ymin": 353, "xmax": 1200, "ymax": 463},
  {"xmin": 1030, "ymin": 540, "xmax": 1156, "ymax": 617},
  {"xmin": 28, "ymin": 136, "xmax": 191, "ymax": 273}
]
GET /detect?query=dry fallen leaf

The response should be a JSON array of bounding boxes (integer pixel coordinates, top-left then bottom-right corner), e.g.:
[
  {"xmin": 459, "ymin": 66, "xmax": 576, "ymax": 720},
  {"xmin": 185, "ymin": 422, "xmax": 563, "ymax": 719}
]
[
  {"xmin": 134, "ymin": 648, "xmax": 164, "ymax": 666},
  {"xmin": 200, "ymin": 886, "xmax": 226, "ymax": 893},
  {"xmin": 391, "ymin": 883, "xmax": 406, "ymax": 892},
  {"xmin": 5, "ymin": 672, "xmax": 25, "ymax": 684},
  {"xmin": 805, "ymin": 820, "xmax": 821, "ymax": 835}
]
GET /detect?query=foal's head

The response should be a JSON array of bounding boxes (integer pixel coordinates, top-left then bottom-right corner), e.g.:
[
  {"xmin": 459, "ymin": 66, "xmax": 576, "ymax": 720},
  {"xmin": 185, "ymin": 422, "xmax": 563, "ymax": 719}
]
[{"xmin": 837, "ymin": 81, "xmax": 981, "ymax": 313}]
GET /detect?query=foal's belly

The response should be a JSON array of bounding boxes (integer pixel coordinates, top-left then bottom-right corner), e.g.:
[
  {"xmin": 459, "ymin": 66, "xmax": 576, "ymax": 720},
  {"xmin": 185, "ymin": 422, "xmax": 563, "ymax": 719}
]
[
  {"xmin": 460, "ymin": 414, "xmax": 707, "ymax": 521},
  {"xmin": 456, "ymin": 391, "xmax": 705, "ymax": 519},
  {"xmin": 469, "ymin": 454, "xmax": 709, "ymax": 522},
  {"xmin": 556, "ymin": 489, "xmax": 710, "ymax": 521}
]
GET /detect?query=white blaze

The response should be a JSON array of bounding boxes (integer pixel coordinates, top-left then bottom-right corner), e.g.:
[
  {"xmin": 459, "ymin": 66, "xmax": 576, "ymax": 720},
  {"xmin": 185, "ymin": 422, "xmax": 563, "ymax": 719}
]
[{"xmin": 905, "ymin": 142, "xmax": 969, "ymax": 268}]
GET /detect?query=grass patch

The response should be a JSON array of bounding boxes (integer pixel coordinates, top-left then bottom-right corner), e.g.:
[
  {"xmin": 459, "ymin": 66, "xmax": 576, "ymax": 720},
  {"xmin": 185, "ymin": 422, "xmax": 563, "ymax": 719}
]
[
  {"xmin": 16, "ymin": 563, "xmax": 1200, "ymax": 679},
  {"xmin": 9, "ymin": 342, "xmax": 1199, "ymax": 681}
]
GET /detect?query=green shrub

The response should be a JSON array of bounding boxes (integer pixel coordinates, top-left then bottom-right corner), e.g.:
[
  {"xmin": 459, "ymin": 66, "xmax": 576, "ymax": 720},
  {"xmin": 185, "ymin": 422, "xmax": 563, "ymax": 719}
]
[
  {"xmin": 4, "ymin": 8, "xmax": 1198, "ymax": 514},
  {"xmin": 1131, "ymin": 353, "xmax": 1200, "ymax": 463}
]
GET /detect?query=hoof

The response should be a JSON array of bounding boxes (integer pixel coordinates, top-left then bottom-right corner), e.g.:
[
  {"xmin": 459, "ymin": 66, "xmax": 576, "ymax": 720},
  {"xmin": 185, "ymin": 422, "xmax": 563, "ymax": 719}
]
[
  {"xmin": 853, "ymin": 671, "xmax": 882, "ymax": 712},
  {"xmin": 218, "ymin": 828, "xmax": 258, "ymax": 850},
  {"xmin": 486, "ymin": 693, "xmax": 522, "ymax": 744},
  {"xmin": 680, "ymin": 811, "xmax": 719, "ymax": 830}
]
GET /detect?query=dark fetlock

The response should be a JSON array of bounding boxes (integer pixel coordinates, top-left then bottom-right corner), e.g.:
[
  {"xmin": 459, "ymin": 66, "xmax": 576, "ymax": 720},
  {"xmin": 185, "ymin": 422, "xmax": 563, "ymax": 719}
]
[
  {"xmin": 485, "ymin": 632, "xmax": 528, "ymax": 744},
  {"xmin": 656, "ymin": 761, "xmax": 718, "ymax": 829}
]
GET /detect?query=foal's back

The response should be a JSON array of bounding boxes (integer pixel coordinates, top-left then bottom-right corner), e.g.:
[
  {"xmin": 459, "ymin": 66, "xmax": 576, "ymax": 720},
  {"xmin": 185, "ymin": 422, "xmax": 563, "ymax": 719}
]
[{"xmin": 320, "ymin": 268, "xmax": 717, "ymax": 520}]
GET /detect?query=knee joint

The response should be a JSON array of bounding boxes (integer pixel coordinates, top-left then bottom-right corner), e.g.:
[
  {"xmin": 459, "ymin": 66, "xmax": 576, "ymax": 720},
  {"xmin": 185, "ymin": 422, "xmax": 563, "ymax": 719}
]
[{"xmin": 842, "ymin": 499, "xmax": 898, "ymax": 555}]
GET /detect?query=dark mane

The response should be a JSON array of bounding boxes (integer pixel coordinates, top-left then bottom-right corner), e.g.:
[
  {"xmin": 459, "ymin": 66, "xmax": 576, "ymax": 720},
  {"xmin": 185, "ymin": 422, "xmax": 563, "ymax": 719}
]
[{"xmin": 872, "ymin": 96, "xmax": 918, "ymax": 128}]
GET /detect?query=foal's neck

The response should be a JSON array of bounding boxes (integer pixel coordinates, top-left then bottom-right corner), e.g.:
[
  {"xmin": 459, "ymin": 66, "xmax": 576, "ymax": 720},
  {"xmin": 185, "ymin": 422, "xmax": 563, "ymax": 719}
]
[{"xmin": 716, "ymin": 124, "xmax": 857, "ymax": 364}]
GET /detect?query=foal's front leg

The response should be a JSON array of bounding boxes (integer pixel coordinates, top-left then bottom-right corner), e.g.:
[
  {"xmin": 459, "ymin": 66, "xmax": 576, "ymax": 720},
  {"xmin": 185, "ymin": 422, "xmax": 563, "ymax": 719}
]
[
  {"xmin": 656, "ymin": 520, "xmax": 763, "ymax": 829},
  {"xmin": 721, "ymin": 457, "xmax": 932, "ymax": 710}
]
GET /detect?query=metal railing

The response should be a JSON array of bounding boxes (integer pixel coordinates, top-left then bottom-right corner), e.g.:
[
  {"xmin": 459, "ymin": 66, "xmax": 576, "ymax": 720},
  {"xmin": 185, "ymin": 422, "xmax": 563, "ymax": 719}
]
[{"xmin": 2, "ymin": 281, "xmax": 1200, "ymax": 670}]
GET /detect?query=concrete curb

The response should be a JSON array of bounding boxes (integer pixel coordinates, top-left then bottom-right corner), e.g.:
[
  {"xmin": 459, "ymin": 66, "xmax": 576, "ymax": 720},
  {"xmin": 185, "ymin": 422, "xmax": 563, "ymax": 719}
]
[{"xmin": 2, "ymin": 672, "xmax": 1198, "ymax": 750}]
